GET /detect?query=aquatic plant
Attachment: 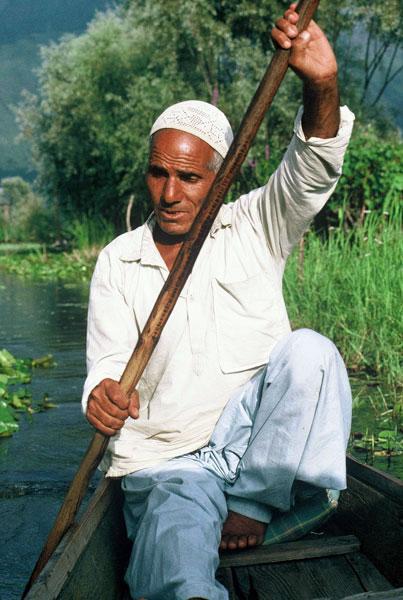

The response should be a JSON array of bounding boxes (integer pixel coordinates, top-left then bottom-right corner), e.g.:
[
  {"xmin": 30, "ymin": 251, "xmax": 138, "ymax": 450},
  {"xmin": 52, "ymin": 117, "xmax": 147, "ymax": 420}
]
[
  {"xmin": 0, "ymin": 349, "xmax": 56, "ymax": 437},
  {"xmin": 0, "ymin": 248, "xmax": 96, "ymax": 282}
]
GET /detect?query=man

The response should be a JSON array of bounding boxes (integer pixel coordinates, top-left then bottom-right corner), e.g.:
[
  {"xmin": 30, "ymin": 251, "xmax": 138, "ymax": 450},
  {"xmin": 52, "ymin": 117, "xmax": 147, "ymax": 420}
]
[{"xmin": 83, "ymin": 5, "xmax": 354, "ymax": 599}]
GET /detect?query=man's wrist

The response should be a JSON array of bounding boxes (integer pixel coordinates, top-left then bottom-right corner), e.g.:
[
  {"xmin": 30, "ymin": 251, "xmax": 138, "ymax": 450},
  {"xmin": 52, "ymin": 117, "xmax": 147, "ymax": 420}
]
[{"xmin": 302, "ymin": 76, "xmax": 340, "ymax": 140}]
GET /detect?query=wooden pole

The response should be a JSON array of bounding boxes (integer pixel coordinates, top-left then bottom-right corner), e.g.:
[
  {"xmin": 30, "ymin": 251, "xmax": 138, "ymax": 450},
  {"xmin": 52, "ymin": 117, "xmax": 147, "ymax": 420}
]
[{"xmin": 23, "ymin": 0, "xmax": 320, "ymax": 594}]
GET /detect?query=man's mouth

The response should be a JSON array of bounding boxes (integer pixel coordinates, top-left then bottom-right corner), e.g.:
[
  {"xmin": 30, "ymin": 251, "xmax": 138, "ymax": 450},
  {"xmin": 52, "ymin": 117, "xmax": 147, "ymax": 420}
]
[{"xmin": 158, "ymin": 209, "xmax": 186, "ymax": 219}]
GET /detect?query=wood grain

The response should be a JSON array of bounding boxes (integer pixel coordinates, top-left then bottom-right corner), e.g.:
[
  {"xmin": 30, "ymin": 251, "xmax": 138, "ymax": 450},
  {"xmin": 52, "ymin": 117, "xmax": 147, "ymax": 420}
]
[
  {"xmin": 219, "ymin": 535, "xmax": 360, "ymax": 568},
  {"xmin": 336, "ymin": 475, "xmax": 403, "ymax": 587}
]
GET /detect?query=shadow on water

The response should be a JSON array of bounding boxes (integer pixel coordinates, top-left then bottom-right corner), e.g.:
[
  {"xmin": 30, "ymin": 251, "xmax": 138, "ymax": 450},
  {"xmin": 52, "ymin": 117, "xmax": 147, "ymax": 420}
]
[{"xmin": 0, "ymin": 273, "xmax": 99, "ymax": 599}]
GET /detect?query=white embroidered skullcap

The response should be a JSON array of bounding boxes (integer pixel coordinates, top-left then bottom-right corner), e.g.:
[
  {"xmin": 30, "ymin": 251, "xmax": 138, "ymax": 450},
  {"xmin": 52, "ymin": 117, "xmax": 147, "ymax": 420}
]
[{"xmin": 150, "ymin": 100, "xmax": 233, "ymax": 158}]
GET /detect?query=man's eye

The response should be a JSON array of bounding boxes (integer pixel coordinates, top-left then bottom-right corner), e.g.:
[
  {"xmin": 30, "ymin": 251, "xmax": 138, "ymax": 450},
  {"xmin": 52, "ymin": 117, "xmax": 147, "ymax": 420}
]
[
  {"xmin": 181, "ymin": 174, "xmax": 200, "ymax": 182},
  {"xmin": 148, "ymin": 166, "xmax": 166, "ymax": 178}
]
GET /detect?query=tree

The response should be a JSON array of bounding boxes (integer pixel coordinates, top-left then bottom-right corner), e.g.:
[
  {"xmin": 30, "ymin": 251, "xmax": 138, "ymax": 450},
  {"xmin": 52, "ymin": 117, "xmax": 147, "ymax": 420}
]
[
  {"xmin": 0, "ymin": 176, "xmax": 56, "ymax": 242},
  {"xmin": 318, "ymin": 0, "xmax": 402, "ymax": 112}
]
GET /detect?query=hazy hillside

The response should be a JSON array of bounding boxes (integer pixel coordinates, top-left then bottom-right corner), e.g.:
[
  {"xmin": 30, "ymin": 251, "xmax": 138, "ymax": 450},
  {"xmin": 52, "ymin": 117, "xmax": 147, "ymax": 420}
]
[{"xmin": 0, "ymin": 0, "xmax": 112, "ymax": 179}]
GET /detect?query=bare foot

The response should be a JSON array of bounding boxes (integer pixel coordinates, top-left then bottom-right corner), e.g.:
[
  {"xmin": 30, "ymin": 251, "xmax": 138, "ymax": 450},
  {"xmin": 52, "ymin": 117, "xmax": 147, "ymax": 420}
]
[{"xmin": 220, "ymin": 510, "xmax": 267, "ymax": 551}]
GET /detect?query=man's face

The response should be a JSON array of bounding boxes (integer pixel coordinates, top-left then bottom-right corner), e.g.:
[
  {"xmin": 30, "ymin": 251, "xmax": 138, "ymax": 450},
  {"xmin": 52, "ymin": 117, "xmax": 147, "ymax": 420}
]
[{"xmin": 146, "ymin": 128, "xmax": 217, "ymax": 237}]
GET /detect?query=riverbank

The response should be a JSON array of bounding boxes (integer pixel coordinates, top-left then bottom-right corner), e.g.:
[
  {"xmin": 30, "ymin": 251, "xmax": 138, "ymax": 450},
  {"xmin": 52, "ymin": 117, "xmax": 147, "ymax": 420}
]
[{"xmin": 0, "ymin": 247, "xmax": 96, "ymax": 281}]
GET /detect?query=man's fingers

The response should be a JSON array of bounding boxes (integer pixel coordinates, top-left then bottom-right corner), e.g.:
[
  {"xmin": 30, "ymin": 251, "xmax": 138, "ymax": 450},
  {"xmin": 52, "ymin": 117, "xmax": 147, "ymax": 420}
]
[
  {"xmin": 104, "ymin": 380, "xmax": 130, "ymax": 411},
  {"xmin": 275, "ymin": 17, "xmax": 299, "ymax": 38},
  {"xmin": 90, "ymin": 387, "xmax": 129, "ymax": 420},
  {"xmin": 284, "ymin": 8, "xmax": 299, "ymax": 24},
  {"xmin": 88, "ymin": 397, "xmax": 127, "ymax": 430},
  {"xmin": 87, "ymin": 412, "xmax": 121, "ymax": 437},
  {"xmin": 85, "ymin": 379, "xmax": 141, "ymax": 435},
  {"xmin": 128, "ymin": 390, "xmax": 140, "ymax": 420}
]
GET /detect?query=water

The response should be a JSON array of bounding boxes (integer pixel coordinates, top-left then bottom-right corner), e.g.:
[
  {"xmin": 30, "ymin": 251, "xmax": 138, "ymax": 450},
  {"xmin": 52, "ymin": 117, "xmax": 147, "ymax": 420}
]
[
  {"xmin": 0, "ymin": 273, "xmax": 97, "ymax": 599},
  {"xmin": 350, "ymin": 380, "xmax": 403, "ymax": 480}
]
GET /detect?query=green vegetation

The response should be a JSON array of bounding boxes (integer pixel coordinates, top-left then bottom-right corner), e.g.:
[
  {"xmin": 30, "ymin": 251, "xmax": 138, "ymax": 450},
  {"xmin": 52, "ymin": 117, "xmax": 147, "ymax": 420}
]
[
  {"xmin": 1, "ymin": 201, "xmax": 401, "ymax": 390},
  {"xmin": 0, "ymin": 349, "xmax": 56, "ymax": 437},
  {"xmin": 284, "ymin": 205, "xmax": 402, "ymax": 387},
  {"xmin": 0, "ymin": 176, "xmax": 58, "ymax": 244},
  {"xmin": 349, "ymin": 384, "xmax": 402, "ymax": 477},
  {"xmin": 0, "ymin": 248, "xmax": 96, "ymax": 281}
]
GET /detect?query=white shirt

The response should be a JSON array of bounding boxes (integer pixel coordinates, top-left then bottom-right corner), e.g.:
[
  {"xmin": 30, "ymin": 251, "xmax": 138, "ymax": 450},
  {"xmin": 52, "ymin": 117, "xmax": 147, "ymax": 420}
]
[{"xmin": 82, "ymin": 106, "xmax": 355, "ymax": 477}]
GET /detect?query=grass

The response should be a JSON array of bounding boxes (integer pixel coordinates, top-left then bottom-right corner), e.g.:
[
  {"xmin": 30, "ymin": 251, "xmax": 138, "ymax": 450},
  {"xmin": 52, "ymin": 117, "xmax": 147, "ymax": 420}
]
[
  {"xmin": 0, "ymin": 243, "xmax": 43, "ymax": 254},
  {"xmin": 284, "ymin": 209, "xmax": 402, "ymax": 386}
]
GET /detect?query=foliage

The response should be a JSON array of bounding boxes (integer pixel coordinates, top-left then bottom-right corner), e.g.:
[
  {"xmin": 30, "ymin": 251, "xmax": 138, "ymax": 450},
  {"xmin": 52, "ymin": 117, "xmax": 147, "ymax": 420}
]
[
  {"xmin": 1, "ymin": 207, "xmax": 402, "ymax": 390},
  {"xmin": 0, "ymin": 176, "xmax": 58, "ymax": 244},
  {"xmin": 0, "ymin": 348, "xmax": 56, "ymax": 437},
  {"xmin": 228, "ymin": 125, "xmax": 403, "ymax": 229},
  {"xmin": 316, "ymin": 126, "xmax": 403, "ymax": 230},
  {"xmin": 317, "ymin": 0, "xmax": 403, "ymax": 115},
  {"xmin": 284, "ymin": 206, "xmax": 403, "ymax": 386},
  {"xmin": 0, "ymin": 248, "xmax": 97, "ymax": 281},
  {"xmin": 65, "ymin": 215, "xmax": 115, "ymax": 251},
  {"xmin": 17, "ymin": 0, "xmax": 402, "ymax": 233}
]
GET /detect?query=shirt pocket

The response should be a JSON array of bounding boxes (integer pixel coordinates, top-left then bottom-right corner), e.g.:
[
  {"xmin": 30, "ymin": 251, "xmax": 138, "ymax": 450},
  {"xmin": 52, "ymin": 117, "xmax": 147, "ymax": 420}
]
[{"xmin": 212, "ymin": 270, "xmax": 288, "ymax": 373}]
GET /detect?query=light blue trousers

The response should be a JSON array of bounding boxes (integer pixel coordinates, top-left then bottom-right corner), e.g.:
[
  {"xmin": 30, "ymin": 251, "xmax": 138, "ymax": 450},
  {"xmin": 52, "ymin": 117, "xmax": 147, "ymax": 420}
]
[{"xmin": 122, "ymin": 329, "xmax": 352, "ymax": 600}]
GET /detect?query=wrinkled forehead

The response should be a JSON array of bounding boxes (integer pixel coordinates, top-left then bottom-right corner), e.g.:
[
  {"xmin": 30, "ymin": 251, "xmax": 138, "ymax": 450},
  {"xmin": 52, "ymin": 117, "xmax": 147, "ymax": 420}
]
[{"xmin": 149, "ymin": 128, "xmax": 216, "ymax": 166}]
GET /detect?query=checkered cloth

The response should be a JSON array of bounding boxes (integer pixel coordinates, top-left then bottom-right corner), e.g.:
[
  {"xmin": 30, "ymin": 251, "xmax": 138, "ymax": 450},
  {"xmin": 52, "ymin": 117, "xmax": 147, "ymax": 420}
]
[{"xmin": 263, "ymin": 489, "xmax": 340, "ymax": 545}]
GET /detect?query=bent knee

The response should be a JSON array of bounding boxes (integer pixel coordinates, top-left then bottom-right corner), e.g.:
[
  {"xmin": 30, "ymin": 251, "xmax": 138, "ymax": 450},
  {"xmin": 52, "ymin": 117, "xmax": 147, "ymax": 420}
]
[{"xmin": 286, "ymin": 328, "xmax": 341, "ymax": 371}]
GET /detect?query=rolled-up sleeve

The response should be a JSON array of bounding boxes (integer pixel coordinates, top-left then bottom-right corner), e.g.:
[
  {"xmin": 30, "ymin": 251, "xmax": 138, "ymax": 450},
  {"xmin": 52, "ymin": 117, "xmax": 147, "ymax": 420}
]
[
  {"xmin": 234, "ymin": 106, "xmax": 355, "ymax": 258},
  {"xmin": 81, "ymin": 248, "xmax": 138, "ymax": 413}
]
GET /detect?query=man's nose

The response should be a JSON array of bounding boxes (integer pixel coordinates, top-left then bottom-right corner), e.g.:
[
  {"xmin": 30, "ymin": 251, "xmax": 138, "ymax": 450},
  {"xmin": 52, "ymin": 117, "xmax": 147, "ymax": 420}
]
[{"xmin": 162, "ymin": 176, "xmax": 180, "ymax": 204}]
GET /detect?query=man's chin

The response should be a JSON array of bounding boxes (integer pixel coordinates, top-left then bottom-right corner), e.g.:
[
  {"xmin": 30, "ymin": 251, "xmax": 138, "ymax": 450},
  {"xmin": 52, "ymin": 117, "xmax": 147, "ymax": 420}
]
[{"xmin": 155, "ymin": 221, "xmax": 191, "ymax": 241}]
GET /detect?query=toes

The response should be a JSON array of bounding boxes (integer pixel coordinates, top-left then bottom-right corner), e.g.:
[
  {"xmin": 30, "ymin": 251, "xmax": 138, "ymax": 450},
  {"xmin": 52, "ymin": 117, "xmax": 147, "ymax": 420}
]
[
  {"xmin": 220, "ymin": 535, "xmax": 229, "ymax": 551},
  {"xmin": 228, "ymin": 535, "xmax": 248, "ymax": 550},
  {"xmin": 247, "ymin": 534, "xmax": 258, "ymax": 547}
]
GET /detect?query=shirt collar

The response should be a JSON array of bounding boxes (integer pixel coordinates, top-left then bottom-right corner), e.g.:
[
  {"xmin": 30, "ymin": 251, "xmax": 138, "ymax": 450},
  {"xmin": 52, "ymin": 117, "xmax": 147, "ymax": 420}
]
[{"xmin": 118, "ymin": 214, "xmax": 165, "ymax": 269}]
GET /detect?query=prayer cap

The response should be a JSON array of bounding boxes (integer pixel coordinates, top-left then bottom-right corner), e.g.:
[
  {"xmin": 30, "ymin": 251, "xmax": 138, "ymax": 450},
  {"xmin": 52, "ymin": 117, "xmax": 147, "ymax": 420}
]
[{"xmin": 150, "ymin": 100, "xmax": 233, "ymax": 158}]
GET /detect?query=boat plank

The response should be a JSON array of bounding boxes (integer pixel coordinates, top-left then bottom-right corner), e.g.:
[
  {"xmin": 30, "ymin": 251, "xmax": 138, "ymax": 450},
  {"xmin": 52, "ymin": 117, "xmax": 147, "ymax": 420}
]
[
  {"xmin": 336, "ymin": 475, "xmax": 403, "ymax": 587},
  {"xmin": 26, "ymin": 479, "xmax": 129, "ymax": 600},
  {"xmin": 219, "ymin": 535, "xmax": 360, "ymax": 568},
  {"xmin": 346, "ymin": 456, "xmax": 403, "ymax": 504},
  {"xmin": 233, "ymin": 555, "xmax": 366, "ymax": 599},
  {"xmin": 319, "ymin": 588, "xmax": 403, "ymax": 599},
  {"xmin": 344, "ymin": 553, "xmax": 393, "ymax": 592}
]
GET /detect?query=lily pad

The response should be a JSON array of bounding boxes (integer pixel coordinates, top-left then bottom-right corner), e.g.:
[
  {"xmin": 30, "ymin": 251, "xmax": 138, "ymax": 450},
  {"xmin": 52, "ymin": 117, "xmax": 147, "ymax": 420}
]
[{"xmin": 0, "ymin": 400, "xmax": 19, "ymax": 436}]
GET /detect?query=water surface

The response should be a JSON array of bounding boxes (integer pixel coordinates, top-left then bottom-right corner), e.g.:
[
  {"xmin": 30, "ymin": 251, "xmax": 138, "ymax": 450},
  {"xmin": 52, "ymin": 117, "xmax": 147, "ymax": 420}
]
[{"xmin": 0, "ymin": 273, "xmax": 96, "ymax": 599}]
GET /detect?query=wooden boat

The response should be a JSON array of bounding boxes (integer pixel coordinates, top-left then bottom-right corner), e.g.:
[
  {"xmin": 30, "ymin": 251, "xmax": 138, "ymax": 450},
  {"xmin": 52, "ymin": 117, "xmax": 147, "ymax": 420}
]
[{"xmin": 25, "ymin": 455, "xmax": 403, "ymax": 599}]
